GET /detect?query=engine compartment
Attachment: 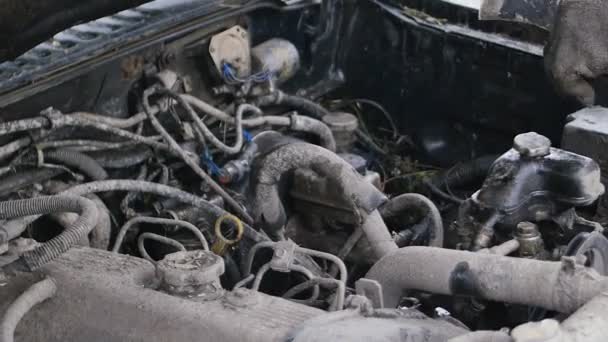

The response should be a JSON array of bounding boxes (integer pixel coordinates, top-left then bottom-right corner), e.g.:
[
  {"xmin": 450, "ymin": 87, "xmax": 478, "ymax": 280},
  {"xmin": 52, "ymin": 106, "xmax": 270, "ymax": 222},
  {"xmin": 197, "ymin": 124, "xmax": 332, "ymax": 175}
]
[{"xmin": 1, "ymin": 1, "xmax": 607, "ymax": 341}]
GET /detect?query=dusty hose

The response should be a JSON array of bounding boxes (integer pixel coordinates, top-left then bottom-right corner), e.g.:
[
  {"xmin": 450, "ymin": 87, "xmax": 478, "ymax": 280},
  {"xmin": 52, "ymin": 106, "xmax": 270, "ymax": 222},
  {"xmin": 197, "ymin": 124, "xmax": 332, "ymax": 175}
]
[
  {"xmin": 69, "ymin": 107, "xmax": 159, "ymax": 129},
  {"xmin": 35, "ymin": 138, "xmax": 157, "ymax": 152},
  {"xmin": 22, "ymin": 149, "xmax": 108, "ymax": 180},
  {"xmin": 88, "ymin": 146, "xmax": 154, "ymax": 169},
  {"xmin": 253, "ymin": 91, "xmax": 330, "ymax": 119},
  {"xmin": 48, "ymin": 195, "xmax": 111, "ymax": 250},
  {"xmin": 380, "ymin": 193, "xmax": 444, "ymax": 248},
  {"xmin": 0, "ymin": 168, "xmax": 63, "ymax": 197},
  {"xmin": 366, "ymin": 246, "xmax": 608, "ymax": 312},
  {"xmin": 142, "ymin": 88, "xmax": 253, "ymax": 223},
  {"xmin": 0, "ymin": 277, "xmax": 57, "ymax": 342},
  {"xmin": 251, "ymin": 142, "xmax": 386, "ymax": 239},
  {"xmin": 361, "ymin": 211, "xmax": 399, "ymax": 261},
  {"xmin": 181, "ymin": 95, "xmax": 336, "ymax": 151},
  {"xmin": 0, "ymin": 138, "xmax": 31, "ymax": 161},
  {"xmin": 289, "ymin": 115, "xmax": 336, "ymax": 151},
  {"xmin": 0, "ymin": 195, "xmax": 98, "ymax": 271},
  {"xmin": 159, "ymin": 89, "xmax": 245, "ymax": 155},
  {"xmin": 0, "ymin": 112, "xmax": 169, "ymax": 152},
  {"xmin": 49, "ymin": 180, "xmax": 262, "ymax": 245}
]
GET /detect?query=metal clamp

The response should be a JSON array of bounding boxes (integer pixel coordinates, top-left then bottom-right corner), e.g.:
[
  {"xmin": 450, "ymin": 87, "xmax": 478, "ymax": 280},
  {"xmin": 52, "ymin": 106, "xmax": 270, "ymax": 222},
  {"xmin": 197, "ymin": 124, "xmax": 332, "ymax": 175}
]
[{"xmin": 269, "ymin": 240, "xmax": 297, "ymax": 272}]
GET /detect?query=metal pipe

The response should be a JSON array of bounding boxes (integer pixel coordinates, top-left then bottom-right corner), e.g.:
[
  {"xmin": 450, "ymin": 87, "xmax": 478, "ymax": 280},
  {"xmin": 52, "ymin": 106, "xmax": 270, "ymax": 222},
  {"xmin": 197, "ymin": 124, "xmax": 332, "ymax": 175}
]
[
  {"xmin": 366, "ymin": 246, "xmax": 608, "ymax": 312},
  {"xmin": 137, "ymin": 232, "xmax": 186, "ymax": 263},
  {"xmin": 113, "ymin": 216, "xmax": 209, "ymax": 253}
]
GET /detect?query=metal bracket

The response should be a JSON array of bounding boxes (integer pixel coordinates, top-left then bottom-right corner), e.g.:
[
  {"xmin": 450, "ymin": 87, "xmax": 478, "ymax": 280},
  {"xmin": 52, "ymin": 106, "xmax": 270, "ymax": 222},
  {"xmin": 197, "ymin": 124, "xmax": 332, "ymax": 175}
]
[
  {"xmin": 209, "ymin": 26, "xmax": 251, "ymax": 78},
  {"xmin": 355, "ymin": 278, "xmax": 384, "ymax": 309},
  {"xmin": 270, "ymin": 240, "xmax": 297, "ymax": 272}
]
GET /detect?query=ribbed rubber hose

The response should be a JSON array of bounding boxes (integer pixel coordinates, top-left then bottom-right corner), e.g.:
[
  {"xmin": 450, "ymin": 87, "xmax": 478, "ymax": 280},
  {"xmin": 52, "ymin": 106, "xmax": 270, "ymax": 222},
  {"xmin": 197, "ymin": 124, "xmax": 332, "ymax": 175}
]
[
  {"xmin": 0, "ymin": 277, "xmax": 57, "ymax": 342},
  {"xmin": 0, "ymin": 196, "xmax": 98, "ymax": 271},
  {"xmin": 0, "ymin": 180, "xmax": 263, "ymax": 248}
]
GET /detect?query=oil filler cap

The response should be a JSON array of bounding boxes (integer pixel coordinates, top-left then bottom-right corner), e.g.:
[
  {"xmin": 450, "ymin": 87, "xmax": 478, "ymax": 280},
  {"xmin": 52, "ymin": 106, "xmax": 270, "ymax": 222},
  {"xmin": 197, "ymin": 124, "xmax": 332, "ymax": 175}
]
[{"xmin": 513, "ymin": 132, "xmax": 551, "ymax": 158}]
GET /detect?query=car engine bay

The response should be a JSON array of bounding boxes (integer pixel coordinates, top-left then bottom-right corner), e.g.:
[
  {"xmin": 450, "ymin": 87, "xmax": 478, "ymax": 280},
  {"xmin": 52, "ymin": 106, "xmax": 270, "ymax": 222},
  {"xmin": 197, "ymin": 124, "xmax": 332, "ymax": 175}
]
[{"xmin": 1, "ymin": 0, "xmax": 608, "ymax": 341}]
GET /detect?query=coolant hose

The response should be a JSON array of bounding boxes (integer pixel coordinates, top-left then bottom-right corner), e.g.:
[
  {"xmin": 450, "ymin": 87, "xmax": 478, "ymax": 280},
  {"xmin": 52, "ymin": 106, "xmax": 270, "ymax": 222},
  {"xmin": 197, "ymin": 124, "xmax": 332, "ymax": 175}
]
[
  {"xmin": 380, "ymin": 193, "xmax": 444, "ymax": 247},
  {"xmin": 366, "ymin": 246, "xmax": 608, "ymax": 312},
  {"xmin": 88, "ymin": 146, "xmax": 153, "ymax": 169},
  {"xmin": 0, "ymin": 196, "xmax": 98, "ymax": 271},
  {"xmin": 361, "ymin": 211, "xmax": 399, "ymax": 260},
  {"xmin": 252, "ymin": 142, "xmax": 394, "ymax": 259},
  {"xmin": 0, "ymin": 277, "xmax": 57, "ymax": 342},
  {"xmin": 254, "ymin": 91, "xmax": 330, "ymax": 119},
  {"xmin": 290, "ymin": 115, "xmax": 336, "ymax": 152},
  {"xmin": 23, "ymin": 149, "xmax": 108, "ymax": 180}
]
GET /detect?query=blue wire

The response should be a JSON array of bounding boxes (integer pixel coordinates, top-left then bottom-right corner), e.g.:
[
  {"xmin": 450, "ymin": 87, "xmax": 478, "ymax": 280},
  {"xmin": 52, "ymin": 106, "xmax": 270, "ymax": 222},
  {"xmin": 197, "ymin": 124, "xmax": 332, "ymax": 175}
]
[
  {"xmin": 243, "ymin": 130, "xmax": 253, "ymax": 143},
  {"xmin": 221, "ymin": 62, "xmax": 272, "ymax": 84},
  {"xmin": 201, "ymin": 148, "xmax": 221, "ymax": 176}
]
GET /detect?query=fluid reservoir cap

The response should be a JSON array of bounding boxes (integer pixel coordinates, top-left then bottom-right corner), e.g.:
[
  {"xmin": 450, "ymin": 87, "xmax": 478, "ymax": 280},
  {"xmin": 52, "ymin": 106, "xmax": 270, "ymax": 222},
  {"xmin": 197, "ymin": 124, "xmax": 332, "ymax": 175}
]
[
  {"xmin": 513, "ymin": 132, "xmax": 551, "ymax": 158},
  {"xmin": 156, "ymin": 250, "xmax": 224, "ymax": 290},
  {"xmin": 322, "ymin": 112, "xmax": 359, "ymax": 132}
]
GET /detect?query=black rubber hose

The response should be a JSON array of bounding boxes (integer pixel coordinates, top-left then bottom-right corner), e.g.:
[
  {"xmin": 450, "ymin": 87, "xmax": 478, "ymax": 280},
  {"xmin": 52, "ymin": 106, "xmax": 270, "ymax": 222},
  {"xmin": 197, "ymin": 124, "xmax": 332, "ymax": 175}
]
[
  {"xmin": 380, "ymin": 193, "xmax": 444, "ymax": 247},
  {"xmin": 0, "ymin": 195, "xmax": 98, "ymax": 271},
  {"xmin": 0, "ymin": 168, "xmax": 63, "ymax": 196},
  {"xmin": 22, "ymin": 149, "xmax": 108, "ymax": 180},
  {"xmin": 253, "ymin": 92, "xmax": 386, "ymax": 156},
  {"xmin": 88, "ymin": 146, "xmax": 153, "ymax": 169},
  {"xmin": 433, "ymin": 155, "xmax": 498, "ymax": 189},
  {"xmin": 254, "ymin": 91, "xmax": 330, "ymax": 119}
]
